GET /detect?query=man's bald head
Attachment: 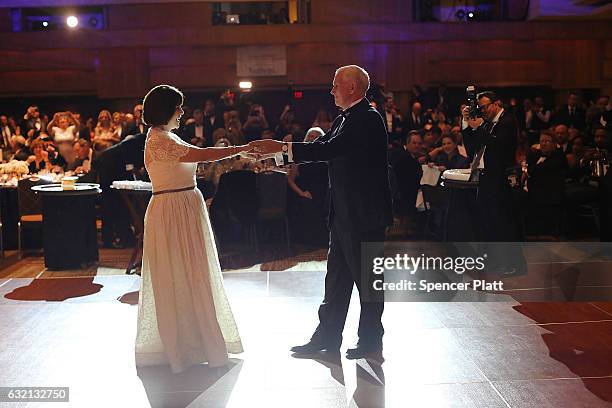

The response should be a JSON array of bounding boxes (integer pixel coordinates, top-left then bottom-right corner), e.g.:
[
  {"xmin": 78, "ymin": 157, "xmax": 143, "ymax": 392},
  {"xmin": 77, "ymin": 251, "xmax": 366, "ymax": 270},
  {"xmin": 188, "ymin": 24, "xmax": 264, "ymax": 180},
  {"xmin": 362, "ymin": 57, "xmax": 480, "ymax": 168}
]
[{"xmin": 331, "ymin": 65, "xmax": 370, "ymax": 109}]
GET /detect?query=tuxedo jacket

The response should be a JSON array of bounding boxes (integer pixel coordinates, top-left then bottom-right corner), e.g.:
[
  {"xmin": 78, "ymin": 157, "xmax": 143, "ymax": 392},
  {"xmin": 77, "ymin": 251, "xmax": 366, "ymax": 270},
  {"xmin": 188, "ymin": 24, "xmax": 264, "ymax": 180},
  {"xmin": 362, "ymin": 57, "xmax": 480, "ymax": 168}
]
[
  {"xmin": 204, "ymin": 114, "xmax": 225, "ymax": 143},
  {"xmin": 181, "ymin": 123, "xmax": 208, "ymax": 146},
  {"xmin": 526, "ymin": 149, "xmax": 568, "ymax": 206},
  {"xmin": 126, "ymin": 121, "xmax": 150, "ymax": 138},
  {"xmin": 93, "ymin": 133, "xmax": 146, "ymax": 188},
  {"xmin": 291, "ymin": 98, "xmax": 393, "ymax": 232},
  {"xmin": 462, "ymin": 110, "xmax": 518, "ymax": 193}
]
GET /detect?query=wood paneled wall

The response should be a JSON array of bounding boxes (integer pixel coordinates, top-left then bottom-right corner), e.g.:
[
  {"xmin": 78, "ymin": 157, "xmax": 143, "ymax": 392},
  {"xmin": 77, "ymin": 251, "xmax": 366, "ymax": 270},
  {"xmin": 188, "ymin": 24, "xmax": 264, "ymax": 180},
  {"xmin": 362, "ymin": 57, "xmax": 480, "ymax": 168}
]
[{"xmin": 0, "ymin": 1, "xmax": 611, "ymax": 98}]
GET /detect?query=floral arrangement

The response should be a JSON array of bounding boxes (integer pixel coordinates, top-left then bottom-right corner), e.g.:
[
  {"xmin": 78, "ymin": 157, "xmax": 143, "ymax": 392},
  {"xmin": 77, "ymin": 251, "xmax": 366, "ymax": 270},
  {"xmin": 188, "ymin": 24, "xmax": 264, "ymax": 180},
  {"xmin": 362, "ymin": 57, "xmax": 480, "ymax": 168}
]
[{"xmin": 0, "ymin": 160, "xmax": 30, "ymax": 176}]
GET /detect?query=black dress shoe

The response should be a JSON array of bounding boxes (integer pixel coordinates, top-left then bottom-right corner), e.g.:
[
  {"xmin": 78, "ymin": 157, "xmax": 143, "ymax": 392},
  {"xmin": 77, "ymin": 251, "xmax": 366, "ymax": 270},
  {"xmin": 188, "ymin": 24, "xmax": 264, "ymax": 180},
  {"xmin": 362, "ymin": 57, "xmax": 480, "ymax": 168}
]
[
  {"xmin": 290, "ymin": 341, "xmax": 340, "ymax": 354},
  {"xmin": 346, "ymin": 343, "xmax": 383, "ymax": 360}
]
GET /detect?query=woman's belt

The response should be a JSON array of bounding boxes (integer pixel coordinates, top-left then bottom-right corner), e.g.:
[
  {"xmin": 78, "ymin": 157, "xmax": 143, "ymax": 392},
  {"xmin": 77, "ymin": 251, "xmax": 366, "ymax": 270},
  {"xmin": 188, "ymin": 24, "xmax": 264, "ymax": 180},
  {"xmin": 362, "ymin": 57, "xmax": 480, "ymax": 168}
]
[{"xmin": 152, "ymin": 185, "xmax": 196, "ymax": 196}]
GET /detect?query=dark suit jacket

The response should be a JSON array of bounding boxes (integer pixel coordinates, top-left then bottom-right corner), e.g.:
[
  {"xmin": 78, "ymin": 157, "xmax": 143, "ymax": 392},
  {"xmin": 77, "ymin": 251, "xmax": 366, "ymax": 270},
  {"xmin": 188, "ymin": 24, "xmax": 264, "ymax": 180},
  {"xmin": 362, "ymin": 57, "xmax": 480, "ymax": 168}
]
[
  {"xmin": 463, "ymin": 110, "xmax": 520, "ymax": 240},
  {"xmin": 291, "ymin": 98, "xmax": 393, "ymax": 232},
  {"xmin": 181, "ymin": 123, "xmax": 207, "ymax": 146},
  {"xmin": 462, "ymin": 110, "xmax": 518, "ymax": 192},
  {"xmin": 204, "ymin": 114, "xmax": 225, "ymax": 145},
  {"xmin": 93, "ymin": 133, "xmax": 146, "ymax": 188},
  {"xmin": 126, "ymin": 121, "xmax": 149, "ymax": 138},
  {"xmin": 554, "ymin": 105, "xmax": 586, "ymax": 130},
  {"xmin": 403, "ymin": 113, "xmax": 426, "ymax": 131},
  {"xmin": 393, "ymin": 150, "xmax": 422, "ymax": 213},
  {"xmin": 527, "ymin": 149, "xmax": 568, "ymax": 206}
]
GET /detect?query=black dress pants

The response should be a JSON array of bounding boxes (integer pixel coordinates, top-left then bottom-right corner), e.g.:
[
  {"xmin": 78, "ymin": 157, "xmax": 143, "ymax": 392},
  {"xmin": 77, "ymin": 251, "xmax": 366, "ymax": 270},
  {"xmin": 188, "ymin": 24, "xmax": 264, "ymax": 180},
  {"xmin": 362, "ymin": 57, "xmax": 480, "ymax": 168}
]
[{"xmin": 312, "ymin": 219, "xmax": 385, "ymax": 347}]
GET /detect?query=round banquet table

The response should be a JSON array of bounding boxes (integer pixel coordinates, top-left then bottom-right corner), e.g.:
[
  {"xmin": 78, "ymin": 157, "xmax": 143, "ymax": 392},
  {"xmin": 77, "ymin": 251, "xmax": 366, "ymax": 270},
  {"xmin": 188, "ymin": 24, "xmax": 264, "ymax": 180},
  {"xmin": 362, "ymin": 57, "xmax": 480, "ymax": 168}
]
[{"xmin": 32, "ymin": 183, "xmax": 101, "ymax": 270}]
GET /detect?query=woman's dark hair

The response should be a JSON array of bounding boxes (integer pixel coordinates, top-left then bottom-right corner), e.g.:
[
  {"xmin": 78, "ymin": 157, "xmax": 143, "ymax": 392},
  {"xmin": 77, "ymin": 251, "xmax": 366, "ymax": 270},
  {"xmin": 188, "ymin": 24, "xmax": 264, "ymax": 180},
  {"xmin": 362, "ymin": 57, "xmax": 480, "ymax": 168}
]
[{"xmin": 142, "ymin": 85, "xmax": 184, "ymax": 126}]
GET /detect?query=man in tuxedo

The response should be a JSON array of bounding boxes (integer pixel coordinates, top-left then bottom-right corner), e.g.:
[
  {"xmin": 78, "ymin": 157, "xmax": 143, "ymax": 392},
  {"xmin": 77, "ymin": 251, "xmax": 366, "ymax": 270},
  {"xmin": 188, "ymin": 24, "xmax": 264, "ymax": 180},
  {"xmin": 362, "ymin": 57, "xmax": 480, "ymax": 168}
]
[
  {"xmin": 379, "ymin": 96, "xmax": 403, "ymax": 147},
  {"xmin": 0, "ymin": 115, "xmax": 15, "ymax": 150},
  {"xmin": 554, "ymin": 92, "xmax": 586, "ymax": 130},
  {"xmin": 126, "ymin": 104, "xmax": 148, "ymax": 136},
  {"xmin": 554, "ymin": 124, "xmax": 572, "ymax": 155},
  {"xmin": 462, "ymin": 91, "xmax": 520, "ymax": 242},
  {"xmin": 251, "ymin": 65, "xmax": 392, "ymax": 360},
  {"xmin": 93, "ymin": 133, "xmax": 145, "ymax": 248},
  {"xmin": 180, "ymin": 109, "xmax": 206, "ymax": 146},
  {"xmin": 203, "ymin": 99, "xmax": 225, "ymax": 145},
  {"xmin": 403, "ymin": 101, "xmax": 425, "ymax": 132}
]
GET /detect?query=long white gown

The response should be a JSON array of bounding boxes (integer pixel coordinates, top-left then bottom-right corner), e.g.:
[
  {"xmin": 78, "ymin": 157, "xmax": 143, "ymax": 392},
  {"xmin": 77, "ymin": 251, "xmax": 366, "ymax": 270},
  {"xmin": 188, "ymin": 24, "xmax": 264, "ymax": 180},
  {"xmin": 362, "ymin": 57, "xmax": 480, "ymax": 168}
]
[{"xmin": 135, "ymin": 127, "xmax": 243, "ymax": 373}]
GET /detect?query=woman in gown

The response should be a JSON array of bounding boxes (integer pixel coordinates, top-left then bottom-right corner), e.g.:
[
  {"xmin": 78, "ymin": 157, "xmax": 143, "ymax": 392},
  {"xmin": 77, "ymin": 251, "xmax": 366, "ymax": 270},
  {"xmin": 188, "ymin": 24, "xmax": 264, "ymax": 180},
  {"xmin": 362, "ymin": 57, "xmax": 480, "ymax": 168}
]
[{"xmin": 135, "ymin": 85, "xmax": 247, "ymax": 373}]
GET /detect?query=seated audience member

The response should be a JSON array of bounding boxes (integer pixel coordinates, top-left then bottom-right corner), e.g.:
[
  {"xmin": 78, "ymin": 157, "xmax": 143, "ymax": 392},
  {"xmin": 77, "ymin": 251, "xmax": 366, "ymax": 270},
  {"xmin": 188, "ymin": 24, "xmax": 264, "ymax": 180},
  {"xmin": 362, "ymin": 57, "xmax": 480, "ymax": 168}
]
[
  {"xmin": 432, "ymin": 134, "xmax": 468, "ymax": 172},
  {"xmin": 554, "ymin": 124, "xmax": 572, "ymax": 154},
  {"xmin": 566, "ymin": 136, "xmax": 589, "ymax": 182},
  {"xmin": 112, "ymin": 112, "xmax": 127, "ymax": 140},
  {"xmin": 67, "ymin": 139, "xmax": 93, "ymax": 174},
  {"xmin": 226, "ymin": 119, "xmax": 245, "ymax": 145},
  {"xmin": 394, "ymin": 132, "xmax": 425, "ymax": 216},
  {"xmin": 312, "ymin": 109, "xmax": 332, "ymax": 132},
  {"xmin": 203, "ymin": 99, "xmax": 224, "ymax": 145},
  {"xmin": 242, "ymin": 104, "xmax": 269, "ymax": 142},
  {"xmin": 126, "ymin": 104, "xmax": 147, "ymax": 136},
  {"xmin": 93, "ymin": 110, "xmax": 120, "ymax": 152},
  {"xmin": 182, "ymin": 108, "xmax": 206, "ymax": 147},
  {"xmin": 47, "ymin": 111, "xmax": 79, "ymax": 166},
  {"xmin": 525, "ymin": 131, "xmax": 569, "ymax": 207},
  {"xmin": 287, "ymin": 127, "xmax": 329, "ymax": 245},
  {"xmin": 10, "ymin": 135, "xmax": 30, "ymax": 161},
  {"xmin": 565, "ymin": 135, "xmax": 599, "ymax": 236},
  {"xmin": 26, "ymin": 138, "xmax": 52, "ymax": 174}
]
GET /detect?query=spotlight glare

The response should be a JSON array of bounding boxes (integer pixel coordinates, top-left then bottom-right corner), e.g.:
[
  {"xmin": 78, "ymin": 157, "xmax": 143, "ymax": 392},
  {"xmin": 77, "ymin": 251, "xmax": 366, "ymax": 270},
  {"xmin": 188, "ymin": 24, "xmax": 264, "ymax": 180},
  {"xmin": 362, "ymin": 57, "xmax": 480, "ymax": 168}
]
[
  {"xmin": 42, "ymin": 21, "xmax": 49, "ymax": 27},
  {"xmin": 66, "ymin": 15, "xmax": 79, "ymax": 28},
  {"xmin": 239, "ymin": 81, "xmax": 253, "ymax": 90},
  {"xmin": 467, "ymin": 12, "xmax": 475, "ymax": 19}
]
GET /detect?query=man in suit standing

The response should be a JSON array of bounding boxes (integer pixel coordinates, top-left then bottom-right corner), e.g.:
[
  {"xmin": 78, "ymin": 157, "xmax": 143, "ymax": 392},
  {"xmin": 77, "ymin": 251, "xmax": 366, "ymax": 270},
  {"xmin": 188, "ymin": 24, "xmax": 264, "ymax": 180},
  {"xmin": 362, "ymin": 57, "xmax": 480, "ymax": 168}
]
[
  {"xmin": 403, "ymin": 101, "xmax": 425, "ymax": 132},
  {"xmin": 203, "ymin": 99, "xmax": 225, "ymax": 146},
  {"xmin": 462, "ymin": 91, "xmax": 520, "ymax": 242},
  {"xmin": 93, "ymin": 133, "xmax": 145, "ymax": 248},
  {"xmin": 554, "ymin": 92, "xmax": 586, "ymax": 130},
  {"xmin": 180, "ymin": 109, "xmax": 206, "ymax": 146},
  {"xmin": 126, "ymin": 104, "xmax": 148, "ymax": 136},
  {"xmin": 251, "ymin": 65, "xmax": 393, "ymax": 359},
  {"xmin": 379, "ymin": 96, "xmax": 403, "ymax": 147}
]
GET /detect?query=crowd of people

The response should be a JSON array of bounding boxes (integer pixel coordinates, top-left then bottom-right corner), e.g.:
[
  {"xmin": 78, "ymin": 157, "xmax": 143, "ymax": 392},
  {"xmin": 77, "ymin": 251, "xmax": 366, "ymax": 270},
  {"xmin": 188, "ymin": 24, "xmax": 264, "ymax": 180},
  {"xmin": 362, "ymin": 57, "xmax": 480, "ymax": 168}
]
[{"xmin": 1, "ymin": 86, "xmax": 610, "ymax": 245}]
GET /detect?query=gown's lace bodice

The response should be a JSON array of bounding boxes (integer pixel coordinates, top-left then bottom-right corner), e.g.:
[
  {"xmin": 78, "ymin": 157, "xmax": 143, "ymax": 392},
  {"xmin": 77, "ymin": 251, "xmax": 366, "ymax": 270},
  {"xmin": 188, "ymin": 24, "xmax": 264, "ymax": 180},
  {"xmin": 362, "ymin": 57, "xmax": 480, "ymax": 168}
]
[{"xmin": 145, "ymin": 128, "xmax": 196, "ymax": 192}]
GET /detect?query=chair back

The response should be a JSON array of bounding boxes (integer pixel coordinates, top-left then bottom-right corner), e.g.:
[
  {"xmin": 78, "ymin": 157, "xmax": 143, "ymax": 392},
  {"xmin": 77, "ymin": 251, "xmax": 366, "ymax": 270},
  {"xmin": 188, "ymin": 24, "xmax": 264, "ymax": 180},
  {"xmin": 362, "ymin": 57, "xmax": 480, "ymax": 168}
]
[
  {"xmin": 17, "ymin": 177, "xmax": 54, "ymax": 218},
  {"xmin": 256, "ymin": 171, "xmax": 287, "ymax": 221},
  {"xmin": 211, "ymin": 170, "xmax": 258, "ymax": 224}
]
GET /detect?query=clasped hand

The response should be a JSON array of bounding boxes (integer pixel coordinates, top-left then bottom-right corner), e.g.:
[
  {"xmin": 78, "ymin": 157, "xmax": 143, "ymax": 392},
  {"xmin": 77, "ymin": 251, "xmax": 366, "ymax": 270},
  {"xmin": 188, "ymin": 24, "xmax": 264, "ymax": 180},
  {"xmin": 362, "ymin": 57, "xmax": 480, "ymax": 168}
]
[{"xmin": 239, "ymin": 139, "xmax": 284, "ymax": 161}]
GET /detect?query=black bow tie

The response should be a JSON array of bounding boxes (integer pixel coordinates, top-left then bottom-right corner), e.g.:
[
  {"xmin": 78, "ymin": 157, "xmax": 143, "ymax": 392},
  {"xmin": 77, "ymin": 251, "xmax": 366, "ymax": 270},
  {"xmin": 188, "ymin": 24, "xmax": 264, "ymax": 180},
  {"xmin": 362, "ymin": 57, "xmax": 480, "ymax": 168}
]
[{"xmin": 339, "ymin": 110, "xmax": 350, "ymax": 118}]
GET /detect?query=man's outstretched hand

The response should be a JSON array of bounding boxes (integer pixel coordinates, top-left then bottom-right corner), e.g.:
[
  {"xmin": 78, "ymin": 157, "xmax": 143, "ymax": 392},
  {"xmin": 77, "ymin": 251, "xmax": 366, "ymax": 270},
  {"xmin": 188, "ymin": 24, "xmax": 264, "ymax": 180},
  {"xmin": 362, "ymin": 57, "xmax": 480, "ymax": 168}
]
[{"xmin": 249, "ymin": 139, "xmax": 283, "ymax": 154}]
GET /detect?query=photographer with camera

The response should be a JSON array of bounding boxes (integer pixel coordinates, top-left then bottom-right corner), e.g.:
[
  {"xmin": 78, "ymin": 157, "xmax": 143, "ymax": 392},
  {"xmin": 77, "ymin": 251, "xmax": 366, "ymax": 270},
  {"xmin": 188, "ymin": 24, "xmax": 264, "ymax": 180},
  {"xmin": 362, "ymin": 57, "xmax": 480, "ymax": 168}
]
[{"xmin": 462, "ymin": 89, "xmax": 521, "ymax": 242}]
